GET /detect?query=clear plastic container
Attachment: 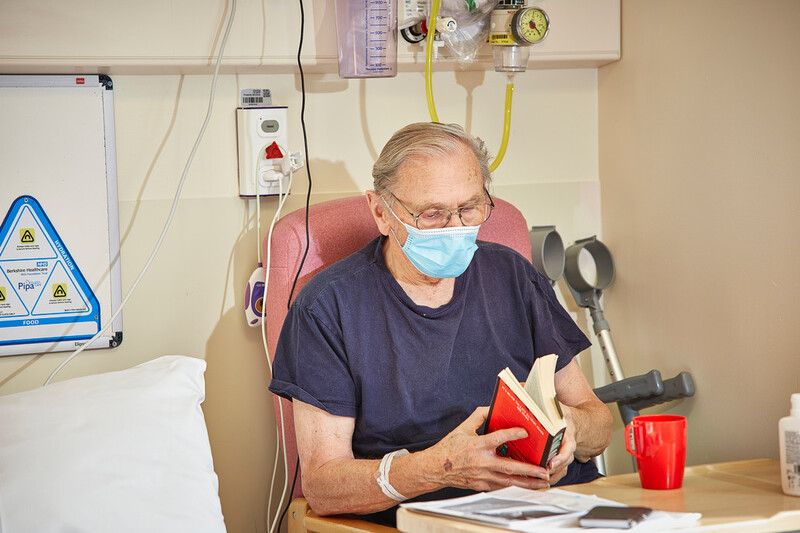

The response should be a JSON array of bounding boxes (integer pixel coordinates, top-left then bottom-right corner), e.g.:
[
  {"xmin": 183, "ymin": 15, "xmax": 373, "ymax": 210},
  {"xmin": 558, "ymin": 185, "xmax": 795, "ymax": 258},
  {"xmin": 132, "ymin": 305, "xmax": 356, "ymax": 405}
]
[
  {"xmin": 492, "ymin": 44, "xmax": 529, "ymax": 72},
  {"xmin": 334, "ymin": 0, "xmax": 398, "ymax": 78}
]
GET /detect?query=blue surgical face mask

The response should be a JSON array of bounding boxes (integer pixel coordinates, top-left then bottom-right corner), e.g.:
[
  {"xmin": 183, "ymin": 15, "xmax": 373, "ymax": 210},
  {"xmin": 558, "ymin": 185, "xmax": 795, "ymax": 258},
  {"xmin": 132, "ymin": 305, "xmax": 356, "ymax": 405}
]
[{"xmin": 385, "ymin": 200, "xmax": 479, "ymax": 278}]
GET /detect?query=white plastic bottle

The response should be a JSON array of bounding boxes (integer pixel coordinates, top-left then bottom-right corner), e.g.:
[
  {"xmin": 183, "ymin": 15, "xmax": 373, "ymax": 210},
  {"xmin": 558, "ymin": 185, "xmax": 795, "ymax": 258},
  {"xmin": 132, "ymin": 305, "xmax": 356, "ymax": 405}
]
[{"xmin": 779, "ymin": 393, "xmax": 800, "ymax": 496}]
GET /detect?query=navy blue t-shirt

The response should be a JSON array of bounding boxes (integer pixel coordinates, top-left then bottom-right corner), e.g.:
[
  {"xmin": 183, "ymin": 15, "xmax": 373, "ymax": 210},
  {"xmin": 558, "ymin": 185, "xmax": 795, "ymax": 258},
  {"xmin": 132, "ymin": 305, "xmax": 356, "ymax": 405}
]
[{"xmin": 269, "ymin": 237, "xmax": 597, "ymax": 524}]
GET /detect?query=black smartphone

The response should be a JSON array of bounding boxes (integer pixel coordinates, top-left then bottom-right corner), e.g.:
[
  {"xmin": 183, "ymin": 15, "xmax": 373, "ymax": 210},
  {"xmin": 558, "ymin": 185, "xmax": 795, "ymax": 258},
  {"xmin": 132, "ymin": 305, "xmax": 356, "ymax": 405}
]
[{"xmin": 579, "ymin": 506, "xmax": 653, "ymax": 529}]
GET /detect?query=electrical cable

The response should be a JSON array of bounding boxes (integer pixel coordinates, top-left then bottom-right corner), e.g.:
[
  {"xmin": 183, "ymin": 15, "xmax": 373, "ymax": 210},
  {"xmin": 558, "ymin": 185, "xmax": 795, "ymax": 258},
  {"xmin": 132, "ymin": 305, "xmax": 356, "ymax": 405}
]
[
  {"xmin": 277, "ymin": 457, "xmax": 300, "ymax": 533},
  {"xmin": 260, "ymin": 165, "xmax": 293, "ymax": 533},
  {"xmin": 266, "ymin": 1, "xmax": 315, "ymax": 532},
  {"xmin": 255, "ymin": 159, "xmax": 263, "ymax": 265},
  {"xmin": 44, "ymin": 0, "xmax": 238, "ymax": 387},
  {"xmin": 253, "ymin": 144, "xmax": 278, "ymax": 528},
  {"xmin": 255, "ymin": 142, "xmax": 295, "ymax": 266},
  {"xmin": 254, "ymin": 144, "xmax": 298, "ymax": 533},
  {"xmin": 287, "ymin": 35, "xmax": 313, "ymax": 308}
]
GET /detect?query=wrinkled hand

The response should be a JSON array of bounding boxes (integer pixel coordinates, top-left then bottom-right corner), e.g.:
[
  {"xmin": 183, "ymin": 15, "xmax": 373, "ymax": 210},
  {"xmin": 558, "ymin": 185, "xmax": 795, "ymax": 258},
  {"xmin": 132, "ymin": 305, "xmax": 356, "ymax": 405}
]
[
  {"xmin": 548, "ymin": 403, "xmax": 577, "ymax": 485},
  {"xmin": 426, "ymin": 407, "xmax": 551, "ymax": 492}
]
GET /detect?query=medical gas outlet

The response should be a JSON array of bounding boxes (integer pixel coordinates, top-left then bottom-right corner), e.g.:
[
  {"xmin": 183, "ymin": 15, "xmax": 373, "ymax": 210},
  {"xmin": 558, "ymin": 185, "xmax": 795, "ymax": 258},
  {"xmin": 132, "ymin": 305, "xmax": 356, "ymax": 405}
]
[
  {"xmin": 489, "ymin": 2, "xmax": 549, "ymax": 72},
  {"xmin": 236, "ymin": 106, "xmax": 301, "ymax": 197}
]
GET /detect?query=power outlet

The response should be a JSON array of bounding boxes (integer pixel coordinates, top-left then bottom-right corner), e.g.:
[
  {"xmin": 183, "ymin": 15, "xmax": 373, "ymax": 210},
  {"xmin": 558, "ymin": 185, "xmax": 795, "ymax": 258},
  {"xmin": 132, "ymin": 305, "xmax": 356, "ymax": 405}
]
[{"xmin": 236, "ymin": 106, "xmax": 291, "ymax": 197}]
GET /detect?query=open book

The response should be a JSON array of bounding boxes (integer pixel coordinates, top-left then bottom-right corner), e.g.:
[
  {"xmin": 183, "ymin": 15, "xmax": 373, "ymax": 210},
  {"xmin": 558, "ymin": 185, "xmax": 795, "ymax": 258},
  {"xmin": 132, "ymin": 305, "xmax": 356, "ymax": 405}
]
[{"xmin": 481, "ymin": 354, "xmax": 565, "ymax": 468}]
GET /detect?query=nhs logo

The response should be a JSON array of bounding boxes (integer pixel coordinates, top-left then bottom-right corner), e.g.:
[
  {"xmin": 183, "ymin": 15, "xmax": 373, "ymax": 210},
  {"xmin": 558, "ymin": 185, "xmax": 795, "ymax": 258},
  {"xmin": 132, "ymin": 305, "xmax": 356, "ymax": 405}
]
[{"xmin": 37, "ymin": 261, "xmax": 47, "ymax": 267}]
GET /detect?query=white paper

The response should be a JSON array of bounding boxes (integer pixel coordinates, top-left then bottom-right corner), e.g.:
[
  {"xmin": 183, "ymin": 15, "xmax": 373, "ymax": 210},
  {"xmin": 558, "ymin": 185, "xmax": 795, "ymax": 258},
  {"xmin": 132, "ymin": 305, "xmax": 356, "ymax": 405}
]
[{"xmin": 400, "ymin": 487, "xmax": 701, "ymax": 532}]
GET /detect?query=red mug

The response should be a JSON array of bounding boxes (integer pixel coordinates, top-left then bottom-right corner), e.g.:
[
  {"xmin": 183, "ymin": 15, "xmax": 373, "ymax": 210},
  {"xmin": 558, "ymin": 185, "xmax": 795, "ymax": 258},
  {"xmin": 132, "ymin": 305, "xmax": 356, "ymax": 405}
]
[{"xmin": 625, "ymin": 414, "xmax": 687, "ymax": 490}]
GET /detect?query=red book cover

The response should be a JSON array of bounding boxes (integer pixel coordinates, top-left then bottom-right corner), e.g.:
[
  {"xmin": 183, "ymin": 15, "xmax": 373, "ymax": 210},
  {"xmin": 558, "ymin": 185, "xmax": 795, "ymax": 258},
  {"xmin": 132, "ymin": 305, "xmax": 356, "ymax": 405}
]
[{"xmin": 482, "ymin": 373, "xmax": 565, "ymax": 468}]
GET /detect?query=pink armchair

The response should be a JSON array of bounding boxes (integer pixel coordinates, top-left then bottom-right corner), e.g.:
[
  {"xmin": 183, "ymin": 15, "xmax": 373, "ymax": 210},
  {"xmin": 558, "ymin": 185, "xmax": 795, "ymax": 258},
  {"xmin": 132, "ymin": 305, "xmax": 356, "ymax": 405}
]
[{"xmin": 264, "ymin": 194, "xmax": 531, "ymax": 533}]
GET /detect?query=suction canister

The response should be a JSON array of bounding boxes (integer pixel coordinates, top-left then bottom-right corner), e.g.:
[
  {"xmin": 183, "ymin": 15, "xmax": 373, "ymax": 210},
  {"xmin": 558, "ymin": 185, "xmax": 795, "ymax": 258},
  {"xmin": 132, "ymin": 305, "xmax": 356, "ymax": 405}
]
[{"xmin": 334, "ymin": 0, "xmax": 398, "ymax": 78}]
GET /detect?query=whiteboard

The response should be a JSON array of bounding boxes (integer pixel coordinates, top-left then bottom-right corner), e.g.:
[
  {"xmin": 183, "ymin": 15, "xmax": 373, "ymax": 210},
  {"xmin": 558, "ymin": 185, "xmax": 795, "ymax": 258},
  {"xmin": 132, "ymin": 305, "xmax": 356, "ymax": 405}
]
[{"xmin": 0, "ymin": 75, "xmax": 122, "ymax": 356}]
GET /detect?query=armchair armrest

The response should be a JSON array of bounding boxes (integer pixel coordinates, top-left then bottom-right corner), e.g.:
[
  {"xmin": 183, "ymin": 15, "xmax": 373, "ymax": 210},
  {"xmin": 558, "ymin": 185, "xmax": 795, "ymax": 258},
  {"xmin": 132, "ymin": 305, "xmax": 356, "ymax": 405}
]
[{"xmin": 289, "ymin": 498, "xmax": 398, "ymax": 533}]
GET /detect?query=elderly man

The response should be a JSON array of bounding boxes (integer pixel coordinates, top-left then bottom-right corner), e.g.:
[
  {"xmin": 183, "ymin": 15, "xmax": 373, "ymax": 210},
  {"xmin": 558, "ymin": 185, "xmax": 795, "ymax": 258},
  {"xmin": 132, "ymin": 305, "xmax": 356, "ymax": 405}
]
[{"xmin": 269, "ymin": 122, "xmax": 612, "ymax": 526}]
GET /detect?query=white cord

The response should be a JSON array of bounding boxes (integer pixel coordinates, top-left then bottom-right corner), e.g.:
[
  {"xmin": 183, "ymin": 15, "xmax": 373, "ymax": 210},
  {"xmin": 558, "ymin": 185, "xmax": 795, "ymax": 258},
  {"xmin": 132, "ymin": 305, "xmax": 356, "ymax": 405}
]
[
  {"xmin": 255, "ymin": 167, "xmax": 293, "ymax": 533},
  {"xmin": 267, "ymin": 173, "xmax": 292, "ymax": 533},
  {"xmin": 255, "ymin": 142, "xmax": 293, "ymax": 265},
  {"xmin": 44, "ymin": 0, "xmax": 237, "ymax": 386},
  {"xmin": 254, "ymin": 151, "xmax": 273, "ymax": 525},
  {"xmin": 256, "ymin": 154, "xmax": 262, "ymax": 265}
]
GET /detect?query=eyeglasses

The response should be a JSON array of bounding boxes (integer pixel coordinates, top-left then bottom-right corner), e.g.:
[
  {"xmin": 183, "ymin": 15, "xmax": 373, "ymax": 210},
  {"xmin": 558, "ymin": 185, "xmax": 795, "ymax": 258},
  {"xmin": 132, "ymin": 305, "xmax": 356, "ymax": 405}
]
[{"xmin": 388, "ymin": 189, "xmax": 494, "ymax": 230}]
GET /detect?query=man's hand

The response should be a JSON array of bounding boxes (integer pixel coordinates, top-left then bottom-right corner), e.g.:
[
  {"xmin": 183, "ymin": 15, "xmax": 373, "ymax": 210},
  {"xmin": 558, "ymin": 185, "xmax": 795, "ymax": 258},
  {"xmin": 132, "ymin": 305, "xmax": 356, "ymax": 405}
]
[
  {"xmin": 548, "ymin": 403, "xmax": 577, "ymax": 485},
  {"xmin": 523, "ymin": 360, "xmax": 612, "ymax": 486},
  {"xmin": 423, "ymin": 407, "xmax": 551, "ymax": 492}
]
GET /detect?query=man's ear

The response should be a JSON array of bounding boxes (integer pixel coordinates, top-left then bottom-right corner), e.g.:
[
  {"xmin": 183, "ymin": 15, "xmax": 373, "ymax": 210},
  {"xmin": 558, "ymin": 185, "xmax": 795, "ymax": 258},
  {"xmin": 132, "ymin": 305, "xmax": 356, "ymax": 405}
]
[{"xmin": 365, "ymin": 190, "xmax": 391, "ymax": 236}]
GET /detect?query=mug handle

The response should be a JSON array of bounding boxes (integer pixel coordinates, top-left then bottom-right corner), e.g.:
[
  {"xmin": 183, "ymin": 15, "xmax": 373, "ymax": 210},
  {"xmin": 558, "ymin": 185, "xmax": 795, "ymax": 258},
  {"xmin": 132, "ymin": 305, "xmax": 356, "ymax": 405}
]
[{"xmin": 625, "ymin": 423, "xmax": 644, "ymax": 460}]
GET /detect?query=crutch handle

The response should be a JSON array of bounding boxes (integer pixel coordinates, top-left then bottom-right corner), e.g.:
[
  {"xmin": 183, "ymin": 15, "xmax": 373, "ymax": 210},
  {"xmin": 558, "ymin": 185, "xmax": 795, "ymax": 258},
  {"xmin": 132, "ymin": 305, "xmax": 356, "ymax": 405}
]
[
  {"xmin": 593, "ymin": 370, "xmax": 664, "ymax": 404},
  {"xmin": 623, "ymin": 372, "xmax": 695, "ymax": 412}
]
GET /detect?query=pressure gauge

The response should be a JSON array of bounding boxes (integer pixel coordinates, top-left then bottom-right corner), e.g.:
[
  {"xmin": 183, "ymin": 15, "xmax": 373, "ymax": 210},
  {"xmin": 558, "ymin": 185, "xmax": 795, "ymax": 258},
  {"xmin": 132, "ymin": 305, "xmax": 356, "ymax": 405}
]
[{"xmin": 511, "ymin": 7, "xmax": 549, "ymax": 45}]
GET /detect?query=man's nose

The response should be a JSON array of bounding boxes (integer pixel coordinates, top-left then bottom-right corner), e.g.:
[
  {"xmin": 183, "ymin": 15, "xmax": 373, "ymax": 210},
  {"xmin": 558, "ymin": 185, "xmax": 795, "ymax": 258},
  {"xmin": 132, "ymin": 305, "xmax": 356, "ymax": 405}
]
[{"xmin": 444, "ymin": 211, "xmax": 465, "ymax": 227}]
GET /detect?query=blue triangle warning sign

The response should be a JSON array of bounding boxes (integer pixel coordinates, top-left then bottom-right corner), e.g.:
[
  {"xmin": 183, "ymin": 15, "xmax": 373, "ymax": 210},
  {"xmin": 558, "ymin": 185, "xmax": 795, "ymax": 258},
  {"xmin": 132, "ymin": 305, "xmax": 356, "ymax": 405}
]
[{"xmin": 0, "ymin": 196, "xmax": 100, "ymax": 346}]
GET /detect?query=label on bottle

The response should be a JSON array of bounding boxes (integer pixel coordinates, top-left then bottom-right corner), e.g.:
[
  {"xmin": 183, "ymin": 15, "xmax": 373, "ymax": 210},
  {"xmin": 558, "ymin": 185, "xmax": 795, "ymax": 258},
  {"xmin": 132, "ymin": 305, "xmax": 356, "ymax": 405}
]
[{"xmin": 784, "ymin": 429, "xmax": 800, "ymax": 491}]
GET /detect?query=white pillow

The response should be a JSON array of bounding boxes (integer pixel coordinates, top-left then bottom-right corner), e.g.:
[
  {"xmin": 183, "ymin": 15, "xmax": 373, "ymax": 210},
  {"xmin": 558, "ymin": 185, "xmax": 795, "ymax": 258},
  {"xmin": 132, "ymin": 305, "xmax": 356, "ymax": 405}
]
[{"xmin": 0, "ymin": 355, "xmax": 226, "ymax": 533}]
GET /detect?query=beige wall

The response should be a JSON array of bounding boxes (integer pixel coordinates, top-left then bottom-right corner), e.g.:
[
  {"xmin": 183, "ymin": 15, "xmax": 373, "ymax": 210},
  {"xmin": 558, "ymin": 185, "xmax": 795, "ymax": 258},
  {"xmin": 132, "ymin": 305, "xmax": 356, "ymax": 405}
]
[
  {"xmin": 598, "ymin": 0, "xmax": 800, "ymax": 474},
  {"xmin": 0, "ymin": 66, "xmax": 602, "ymax": 532}
]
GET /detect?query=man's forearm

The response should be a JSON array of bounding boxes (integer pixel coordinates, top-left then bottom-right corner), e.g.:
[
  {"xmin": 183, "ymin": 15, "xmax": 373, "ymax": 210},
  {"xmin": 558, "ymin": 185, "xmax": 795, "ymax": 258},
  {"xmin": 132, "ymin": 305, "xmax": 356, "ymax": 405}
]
[
  {"xmin": 302, "ymin": 452, "xmax": 441, "ymax": 516},
  {"xmin": 568, "ymin": 400, "xmax": 613, "ymax": 461},
  {"xmin": 299, "ymin": 406, "xmax": 552, "ymax": 517}
]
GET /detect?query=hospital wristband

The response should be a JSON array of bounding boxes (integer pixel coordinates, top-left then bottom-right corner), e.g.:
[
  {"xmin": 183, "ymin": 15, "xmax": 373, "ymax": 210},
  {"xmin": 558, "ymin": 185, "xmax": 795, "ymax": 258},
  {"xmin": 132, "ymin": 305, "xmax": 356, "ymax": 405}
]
[{"xmin": 375, "ymin": 449, "xmax": 410, "ymax": 502}]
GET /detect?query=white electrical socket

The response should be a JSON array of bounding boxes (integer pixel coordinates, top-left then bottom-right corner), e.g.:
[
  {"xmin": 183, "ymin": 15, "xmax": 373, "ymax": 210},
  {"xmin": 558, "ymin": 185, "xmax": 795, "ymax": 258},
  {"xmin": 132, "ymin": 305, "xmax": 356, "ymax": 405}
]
[{"xmin": 236, "ymin": 106, "xmax": 291, "ymax": 197}]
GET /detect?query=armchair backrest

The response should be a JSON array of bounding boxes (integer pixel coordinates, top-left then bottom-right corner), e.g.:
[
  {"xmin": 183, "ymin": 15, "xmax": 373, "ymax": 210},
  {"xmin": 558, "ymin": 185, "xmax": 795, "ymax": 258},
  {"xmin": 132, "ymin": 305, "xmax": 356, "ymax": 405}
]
[{"xmin": 264, "ymin": 194, "xmax": 531, "ymax": 497}]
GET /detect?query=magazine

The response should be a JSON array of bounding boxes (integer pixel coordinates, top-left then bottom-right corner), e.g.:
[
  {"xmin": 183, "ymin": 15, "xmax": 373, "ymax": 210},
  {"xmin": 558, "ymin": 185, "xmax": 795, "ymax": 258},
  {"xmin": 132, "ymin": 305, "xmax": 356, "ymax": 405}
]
[
  {"xmin": 400, "ymin": 487, "xmax": 702, "ymax": 532},
  {"xmin": 401, "ymin": 488, "xmax": 612, "ymax": 530}
]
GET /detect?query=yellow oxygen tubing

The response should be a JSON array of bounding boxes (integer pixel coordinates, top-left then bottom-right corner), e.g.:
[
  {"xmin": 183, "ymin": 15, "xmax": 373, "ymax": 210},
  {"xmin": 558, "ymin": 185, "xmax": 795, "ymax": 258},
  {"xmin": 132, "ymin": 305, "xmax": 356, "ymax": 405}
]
[
  {"xmin": 425, "ymin": 0, "xmax": 441, "ymax": 122},
  {"xmin": 489, "ymin": 81, "xmax": 514, "ymax": 172},
  {"xmin": 424, "ymin": 0, "xmax": 513, "ymax": 171}
]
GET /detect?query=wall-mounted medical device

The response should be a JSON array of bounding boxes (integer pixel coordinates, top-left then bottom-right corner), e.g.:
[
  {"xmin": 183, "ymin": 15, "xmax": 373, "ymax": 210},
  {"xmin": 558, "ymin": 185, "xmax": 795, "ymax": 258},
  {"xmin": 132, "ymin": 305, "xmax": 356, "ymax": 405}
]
[
  {"xmin": 245, "ymin": 265, "xmax": 265, "ymax": 327},
  {"xmin": 236, "ymin": 106, "xmax": 300, "ymax": 197},
  {"xmin": 489, "ymin": 1, "xmax": 549, "ymax": 72},
  {"xmin": 529, "ymin": 225, "xmax": 564, "ymax": 284}
]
